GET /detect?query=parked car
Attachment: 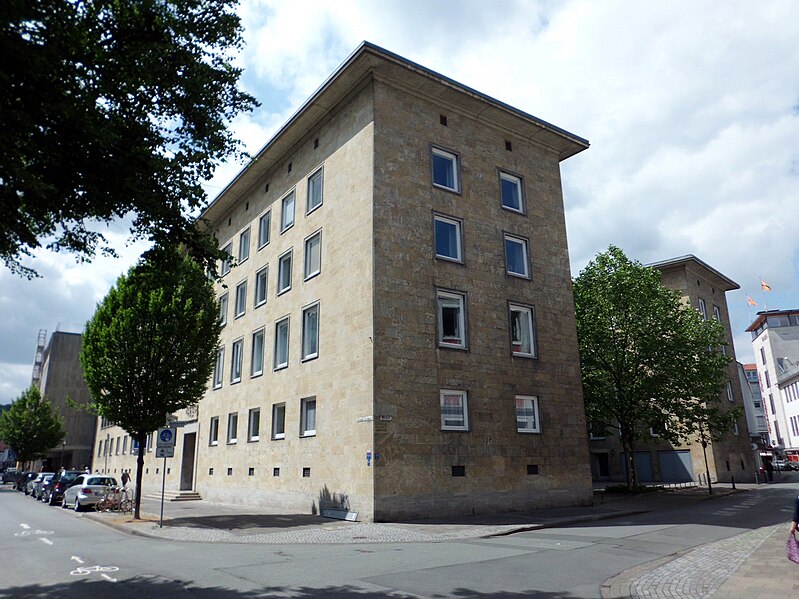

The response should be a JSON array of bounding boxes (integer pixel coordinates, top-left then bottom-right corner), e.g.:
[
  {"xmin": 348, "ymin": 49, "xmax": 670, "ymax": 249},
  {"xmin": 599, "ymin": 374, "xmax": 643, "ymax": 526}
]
[
  {"xmin": 15, "ymin": 471, "xmax": 36, "ymax": 492},
  {"xmin": 31, "ymin": 474, "xmax": 55, "ymax": 500},
  {"xmin": 774, "ymin": 459, "xmax": 797, "ymax": 471},
  {"xmin": 26, "ymin": 472, "xmax": 54, "ymax": 496},
  {"xmin": 61, "ymin": 474, "xmax": 118, "ymax": 511},
  {"xmin": 41, "ymin": 470, "xmax": 83, "ymax": 505},
  {"xmin": 2, "ymin": 468, "xmax": 20, "ymax": 483}
]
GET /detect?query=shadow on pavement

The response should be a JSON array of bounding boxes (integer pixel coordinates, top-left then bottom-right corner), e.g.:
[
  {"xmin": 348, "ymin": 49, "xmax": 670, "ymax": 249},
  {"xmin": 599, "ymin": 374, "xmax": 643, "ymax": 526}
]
[{"xmin": 161, "ymin": 513, "xmax": 335, "ymax": 531}]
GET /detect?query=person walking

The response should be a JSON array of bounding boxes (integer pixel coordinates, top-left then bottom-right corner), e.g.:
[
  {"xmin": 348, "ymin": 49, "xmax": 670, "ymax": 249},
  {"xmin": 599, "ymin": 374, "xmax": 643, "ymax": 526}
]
[
  {"xmin": 791, "ymin": 495, "xmax": 798, "ymax": 535},
  {"xmin": 121, "ymin": 470, "xmax": 131, "ymax": 487}
]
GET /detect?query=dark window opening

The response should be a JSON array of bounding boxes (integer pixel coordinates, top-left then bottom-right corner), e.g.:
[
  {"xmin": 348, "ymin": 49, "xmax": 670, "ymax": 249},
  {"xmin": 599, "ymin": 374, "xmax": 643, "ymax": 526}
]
[
  {"xmin": 451, "ymin": 465, "xmax": 465, "ymax": 477},
  {"xmin": 527, "ymin": 464, "xmax": 539, "ymax": 475},
  {"xmin": 273, "ymin": 468, "xmax": 280, "ymax": 477},
  {"xmin": 248, "ymin": 468, "xmax": 254, "ymax": 476},
  {"xmin": 302, "ymin": 467, "xmax": 311, "ymax": 478},
  {"xmin": 440, "ymin": 114, "xmax": 448, "ymax": 126},
  {"xmin": 505, "ymin": 140, "xmax": 512, "ymax": 151}
]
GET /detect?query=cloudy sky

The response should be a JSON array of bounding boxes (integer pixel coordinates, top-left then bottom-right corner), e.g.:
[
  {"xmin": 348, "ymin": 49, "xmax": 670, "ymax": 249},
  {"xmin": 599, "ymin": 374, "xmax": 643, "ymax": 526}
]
[{"xmin": 2, "ymin": 0, "xmax": 798, "ymax": 404}]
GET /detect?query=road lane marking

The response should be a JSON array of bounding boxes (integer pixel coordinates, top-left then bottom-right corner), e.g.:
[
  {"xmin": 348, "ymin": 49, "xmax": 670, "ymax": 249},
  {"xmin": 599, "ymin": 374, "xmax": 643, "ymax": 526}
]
[
  {"xmin": 101, "ymin": 573, "xmax": 118, "ymax": 582},
  {"xmin": 70, "ymin": 565, "xmax": 119, "ymax": 577},
  {"xmin": 71, "ymin": 556, "xmax": 84, "ymax": 564},
  {"xmin": 14, "ymin": 529, "xmax": 54, "ymax": 537},
  {"xmin": 39, "ymin": 538, "xmax": 53, "ymax": 546},
  {"xmin": 19, "ymin": 523, "xmax": 30, "ymax": 529}
]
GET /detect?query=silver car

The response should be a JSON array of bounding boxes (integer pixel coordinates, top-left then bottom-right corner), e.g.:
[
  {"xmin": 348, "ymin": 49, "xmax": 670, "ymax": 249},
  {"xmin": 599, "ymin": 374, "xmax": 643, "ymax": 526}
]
[
  {"xmin": 61, "ymin": 474, "xmax": 118, "ymax": 511},
  {"xmin": 30, "ymin": 473, "xmax": 55, "ymax": 499},
  {"xmin": 26, "ymin": 472, "xmax": 54, "ymax": 496}
]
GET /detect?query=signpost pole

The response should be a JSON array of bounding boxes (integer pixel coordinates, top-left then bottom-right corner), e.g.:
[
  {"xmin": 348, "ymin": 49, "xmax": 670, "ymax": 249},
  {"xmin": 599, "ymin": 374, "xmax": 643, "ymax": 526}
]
[{"xmin": 159, "ymin": 454, "xmax": 167, "ymax": 528}]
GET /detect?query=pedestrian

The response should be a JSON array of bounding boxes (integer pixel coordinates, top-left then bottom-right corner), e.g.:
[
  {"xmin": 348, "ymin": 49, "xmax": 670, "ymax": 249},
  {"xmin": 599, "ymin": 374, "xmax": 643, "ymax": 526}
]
[
  {"xmin": 766, "ymin": 459, "xmax": 774, "ymax": 482},
  {"xmin": 791, "ymin": 495, "xmax": 798, "ymax": 535},
  {"xmin": 121, "ymin": 470, "xmax": 130, "ymax": 487}
]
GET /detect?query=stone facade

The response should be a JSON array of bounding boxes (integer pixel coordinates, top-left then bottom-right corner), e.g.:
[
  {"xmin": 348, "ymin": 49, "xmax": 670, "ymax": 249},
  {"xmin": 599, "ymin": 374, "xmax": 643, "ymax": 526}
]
[{"xmin": 91, "ymin": 42, "xmax": 592, "ymax": 519}]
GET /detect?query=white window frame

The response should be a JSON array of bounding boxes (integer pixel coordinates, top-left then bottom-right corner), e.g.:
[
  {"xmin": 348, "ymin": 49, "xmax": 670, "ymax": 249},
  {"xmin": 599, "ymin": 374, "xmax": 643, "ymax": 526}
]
[
  {"xmin": 302, "ymin": 302, "xmax": 320, "ymax": 361},
  {"xmin": 431, "ymin": 147, "xmax": 460, "ymax": 193},
  {"xmin": 434, "ymin": 214, "xmax": 463, "ymax": 263},
  {"xmin": 698, "ymin": 298, "xmax": 708, "ymax": 320},
  {"xmin": 713, "ymin": 305, "xmax": 722, "ymax": 322},
  {"xmin": 238, "ymin": 227, "xmax": 250, "ymax": 263},
  {"xmin": 272, "ymin": 403, "xmax": 286, "ymax": 440},
  {"xmin": 515, "ymin": 395, "xmax": 540, "ymax": 433},
  {"xmin": 509, "ymin": 303, "xmax": 536, "ymax": 358},
  {"xmin": 726, "ymin": 380, "xmax": 734, "ymax": 402},
  {"xmin": 277, "ymin": 249, "xmax": 292, "ymax": 295},
  {"xmin": 218, "ymin": 293, "xmax": 228, "ymax": 326},
  {"xmin": 209, "ymin": 416, "xmax": 219, "ymax": 446},
  {"xmin": 258, "ymin": 210, "xmax": 271, "ymax": 249},
  {"xmin": 227, "ymin": 412, "xmax": 238, "ymax": 445},
  {"xmin": 440, "ymin": 389, "xmax": 469, "ymax": 431},
  {"xmin": 248, "ymin": 408, "xmax": 260, "ymax": 442},
  {"xmin": 504, "ymin": 234, "xmax": 530, "ymax": 278},
  {"xmin": 500, "ymin": 171, "xmax": 524, "ymax": 213},
  {"xmin": 274, "ymin": 317, "xmax": 289, "ymax": 370},
  {"xmin": 437, "ymin": 290, "xmax": 467, "ymax": 349},
  {"xmin": 300, "ymin": 396, "xmax": 317, "ymax": 437},
  {"xmin": 230, "ymin": 338, "xmax": 243, "ymax": 383},
  {"xmin": 280, "ymin": 191, "xmax": 296, "ymax": 232},
  {"xmin": 304, "ymin": 230, "xmax": 322, "ymax": 280},
  {"xmin": 234, "ymin": 280, "xmax": 247, "ymax": 318},
  {"xmin": 213, "ymin": 347, "xmax": 224, "ymax": 389},
  {"xmin": 251, "ymin": 328, "xmax": 265, "ymax": 377},
  {"xmin": 220, "ymin": 243, "xmax": 232, "ymax": 276},
  {"xmin": 254, "ymin": 266, "xmax": 268, "ymax": 307},
  {"xmin": 307, "ymin": 167, "xmax": 323, "ymax": 214}
]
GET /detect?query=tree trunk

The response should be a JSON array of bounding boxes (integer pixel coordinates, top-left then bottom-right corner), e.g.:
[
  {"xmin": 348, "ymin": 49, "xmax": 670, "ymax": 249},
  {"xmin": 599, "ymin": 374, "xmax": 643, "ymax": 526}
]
[
  {"xmin": 134, "ymin": 432, "xmax": 146, "ymax": 519},
  {"xmin": 621, "ymin": 438, "xmax": 638, "ymax": 489}
]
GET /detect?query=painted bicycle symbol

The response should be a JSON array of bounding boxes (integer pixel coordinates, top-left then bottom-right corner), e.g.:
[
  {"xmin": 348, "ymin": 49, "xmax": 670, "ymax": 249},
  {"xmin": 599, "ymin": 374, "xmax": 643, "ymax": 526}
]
[
  {"xmin": 70, "ymin": 565, "xmax": 120, "ymax": 576},
  {"xmin": 14, "ymin": 529, "xmax": 53, "ymax": 536}
]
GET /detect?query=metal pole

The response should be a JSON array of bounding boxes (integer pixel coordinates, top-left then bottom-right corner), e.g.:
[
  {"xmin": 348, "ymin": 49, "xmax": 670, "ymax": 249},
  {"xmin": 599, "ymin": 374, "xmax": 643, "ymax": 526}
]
[{"xmin": 159, "ymin": 454, "xmax": 167, "ymax": 528}]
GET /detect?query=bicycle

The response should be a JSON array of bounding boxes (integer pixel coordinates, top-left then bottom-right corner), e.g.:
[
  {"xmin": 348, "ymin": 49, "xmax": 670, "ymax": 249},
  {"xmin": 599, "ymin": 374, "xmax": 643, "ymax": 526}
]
[{"xmin": 96, "ymin": 486, "xmax": 134, "ymax": 513}]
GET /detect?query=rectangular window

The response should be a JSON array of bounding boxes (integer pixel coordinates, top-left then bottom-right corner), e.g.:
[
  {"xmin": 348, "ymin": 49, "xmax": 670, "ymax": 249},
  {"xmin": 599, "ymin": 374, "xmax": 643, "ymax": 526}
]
[
  {"xmin": 258, "ymin": 211, "xmax": 271, "ymax": 248},
  {"xmin": 272, "ymin": 403, "xmax": 286, "ymax": 440},
  {"xmin": 509, "ymin": 304, "xmax": 536, "ymax": 357},
  {"xmin": 307, "ymin": 167, "xmax": 323, "ymax": 214},
  {"xmin": 726, "ymin": 380, "xmax": 734, "ymax": 402},
  {"xmin": 431, "ymin": 147, "xmax": 459, "ymax": 192},
  {"xmin": 213, "ymin": 347, "xmax": 224, "ymax": 389},
  {"xmin": 440, "ymin": 390, "xmax": 468, "ymax": 431},
  {"xmin": 437, "ymin": 290, "xmax": 466, "ymax": 349},
  {"xmin": 238, "ymin": 228, "xmax": 250, "ymax": 263},
  {"xmin": 230, "ymin": 338, "xmax": 243, "ymax": 383},
  {"xmin": 713, "ymin": 305, "xmax": 722, "ymax": 322},
  {"xmin": 254, "ymin": 266, "xmax": 268, "ymax": 307},
  {"xmin": 116, "ymin": 437, "xmax": 120, "ymax": 454},
  {"xmin": 234, "ymin": 280, "xmax": 247, "ymax": 318},
  {"xmin": 122, "ymin": 435, "xmax": 127, "ymax": 454},
  {"xmin": 302, "ymin": 303, "xmax": 320, "ymax": 361},
  {"xmin": 698, "ymin": 298, "xmax": 708, "ymax": 320},
  {"xmin": 278, "ymin": 249, "xmax": 292, "ymax": 295},
  {"xmin": 500, "ymin": 172, "xmax": 524, "ymax": 213},
  {"xmin": 504, "ymin": 234, "xmax": 530, "ymax": 278},
  {"xmin": 227, "ymin": 412, "xmax": 238, "ymax": 444},
  {"xmin": 304, "ymin": 230, "xmax": 322, "ymax": 280},
  {"xmin": 281, "ymin": 191, "xmax": 295, "ymax": 232},
  {"xmin": 434, "ymin": 214, "xmax": 463, "ymax": 262},
  {"xmin": 765, "ymin": 371, "xmax": 771, "ymax": 388},
  {"xmin": 209, "ymin": 416, "xmax": 219, "ymax": 446},
  {"xmin": 218, "ymin": 293, "xmax": 228, "ymax": 326},
  {"xmin": 300, "ymin": 397, "xmax": 317, "ymax": 437},
  {"xmin": 220, "ymin": 243, "xmax": 232, "ymax": 276},
  {"xmin": 248, "ymin": 408, "xmax": 260, "ymax": 442},
  {"xmin": 516, "ymin": 395, "xmax": 540, "ymax": 433},
  {"xmin": 274, "ymin": 317, "xmax": 289, "ymax": 370},
  {"xmin": 760, "ymin": 347, "xmax": 766, "ymax": 364},
  {"xmin": 251, "ymin": 328, "xmax": 264, "ymax": 377}
]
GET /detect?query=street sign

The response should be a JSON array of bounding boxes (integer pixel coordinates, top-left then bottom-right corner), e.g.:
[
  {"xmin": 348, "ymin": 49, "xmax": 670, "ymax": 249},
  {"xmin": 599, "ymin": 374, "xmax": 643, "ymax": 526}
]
[
  {"xmin": 156, "ymin": 427, "xmax": 177, "ymax": 448},
  {"xmin": 155, "ymin": 446, "xmax": 174, "ymax": 458}
]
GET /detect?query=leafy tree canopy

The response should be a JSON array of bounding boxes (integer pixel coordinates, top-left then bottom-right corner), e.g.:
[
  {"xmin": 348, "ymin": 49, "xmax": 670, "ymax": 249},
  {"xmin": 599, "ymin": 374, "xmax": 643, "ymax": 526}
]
[
  {"xmin": 1, "ymin": 0, "xmax": 258, "ymax": 278},
  {"xmin": 81, "ymin": 244, "xmax": 221, "ymax": 516},
  {"xmin": 573, "ymin": 246, "xmax": 734, "ymax": 485},
  {"xmin": 0, "ymin": 385, "xmax": 65, "ymax": 466}
]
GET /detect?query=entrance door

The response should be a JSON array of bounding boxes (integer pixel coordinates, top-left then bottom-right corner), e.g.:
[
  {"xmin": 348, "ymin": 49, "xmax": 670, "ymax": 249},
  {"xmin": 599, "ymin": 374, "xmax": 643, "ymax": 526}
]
[{"xmin": 180, "ymin": 433, "xmax": 196, "ymax": 491}]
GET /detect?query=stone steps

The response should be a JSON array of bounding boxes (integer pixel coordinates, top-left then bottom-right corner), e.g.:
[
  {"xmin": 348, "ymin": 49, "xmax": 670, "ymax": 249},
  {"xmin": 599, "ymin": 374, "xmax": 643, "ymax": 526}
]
[{"xmin": 144, "ymin": 490, "xmax": 202, "ymax": 502}]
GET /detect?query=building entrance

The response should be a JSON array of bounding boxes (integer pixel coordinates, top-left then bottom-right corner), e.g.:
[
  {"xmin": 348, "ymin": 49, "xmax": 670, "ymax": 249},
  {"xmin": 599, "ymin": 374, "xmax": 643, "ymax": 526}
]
[{"xmin": 180, "ymin": 433, "xmax": 196, "ymax": 491}]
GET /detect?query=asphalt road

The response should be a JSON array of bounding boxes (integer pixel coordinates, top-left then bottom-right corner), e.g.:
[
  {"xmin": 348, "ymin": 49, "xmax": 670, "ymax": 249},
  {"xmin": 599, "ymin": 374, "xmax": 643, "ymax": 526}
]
[{"xmin": 1, "ymin": 483, "xmax": 795, "ymax": 598}]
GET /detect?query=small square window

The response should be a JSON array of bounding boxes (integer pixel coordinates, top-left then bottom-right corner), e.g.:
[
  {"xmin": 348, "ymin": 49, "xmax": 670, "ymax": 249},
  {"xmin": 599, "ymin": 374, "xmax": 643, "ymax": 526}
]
[
  {"xmin": 527, "ymin": 464, "xmax": 539, "ymax": 475},
  {"xmin": 209, "ymin": 468, "xmax": 214, "ymax": 475},
  {"xmin": 209, "ymin": 416, "xmax": 219, "ymax": 446},
  {"xmin": 227, "ymin": 467, "xmax": 233, "ymax": 476},
  {"xmin": 230, "ymin": 339, "xmax": 243, "ymax": 383},
  {"xmin": 273, "ymin": 467, "xmax": 280, "ymax": 477},
  {"xmin": 516, "ymin": 395, "xmax": 540, "ymax": 433},
  {"xmin": 504, "ymin": 234, "xmax": 530, "ymax": 278},
  {"xmin": 500, "ymin": 172, "xmax": 524, "ymax": 213},
  {"xmin": 258, "ymin": 211, "xmax": 271, "ymax": 248},
  {"xmin": 304, "ymin": 231, "xmax": 322, "ymax": 280},
  {"xmin": 278, "ymin": 250, "xmax": 293, "ymax": 295},
  {"xmin": 302, "ymin": 467, "xmax": 311, "ymax": 478},
  {"xmin": 274, "ymin": 317, "xmax": 289, "ymax": 370},
  {"xmin": 302, "ymin": 303, "xmax": 320, "ymax": 361},
  {"xmin": 434, "ymin": 214, "xmax": 463, "ymax": 262},
  {"xmin": 248, "ymin": 467, "xmax": 255, "ymax": 476},
  {"xmin": 300, "ymin": 397, "xmax": 316, "ymax": 437},
  {"xmin": 227, "ymin": 412, "xmax": 238, "ymax": 444},
  {"xmin": 505, "ymin": 140, "xmax": 513, "ymax": 151},
  {"xmin": 437, "ymin": 290, "xmax": 466, "ymax": 349},
  {"xmin": 281, "ymin": 191, "xmax": 295, "ymax": 232},
  {"xmin": 248, "ymin": 408, "xmax": 260, "ymax": 442},
  {"xmin": 251, "ymin": 329, "xmax": 264, "ymax": 377},
  {"xmin": 509, "ymin": 304, "xmax": 536, "ymax": 357},
  {"xmin": 238, "ymin": 228, "xmax": 250, "ymax": 263},
  {"xmin": 451, "ymin": 465, "xmax": 465, "ymax": 477},
  {"xmin": 234, "ymin": 280, "xmax": 247, "ymax": 318},
  {"xmin": 220, "ymin": 243, "xmax": 232, "ymax": 276},
  {"xmin": 431, "ymin": 147, "xmax": 459, "ymax": 192},
  {"xmin": 213, "ymin": 348, "xmax": 224, "ymax": 389},
  {"xmin": 440, "ymin": 390, "xmax": 468, "ymax": 431},
  {"xmin": 272, "ymin": 403, "xmax": 286, "ymax": 440},
  {"xmin": 307, "ymin": 167, "xmax": 323, "ymax": 214},
  {"xmin": 254, "ymin": 266, "xmax": 268, "ymax": 308}
]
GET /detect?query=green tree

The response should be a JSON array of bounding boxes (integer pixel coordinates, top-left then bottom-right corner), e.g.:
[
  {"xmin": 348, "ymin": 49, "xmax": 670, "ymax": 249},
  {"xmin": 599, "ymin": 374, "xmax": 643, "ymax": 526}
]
[
  {"xmin": 1, "ymin": 0, "xmax": 257, "ymax": 278},
  {"xmin": 0, "ymin": 385, "xmax": 65, "ymax": 467},
  {"xmin": 81, "ymin": 245, "xmax": 221, "ymax": 518},
  {"xmin": 573, "ymin": 246, "xmax": 733, "ymax": 489}
]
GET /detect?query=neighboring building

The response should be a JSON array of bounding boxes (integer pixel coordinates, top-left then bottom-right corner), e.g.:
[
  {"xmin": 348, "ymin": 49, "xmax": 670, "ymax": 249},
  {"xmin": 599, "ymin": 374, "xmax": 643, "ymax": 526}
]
[
  {"xmin": 747, "ymin": 309, "xmax": 799, "ymax": 464},
  {"xmin": 741, "ymin": 363, "xmax": 769, "ymax": 462},
  {"xmin": 35, "ymin": 329, "xmax": 96, "ymax": 470},
  {"xmin": 0, "ymin": 441, "xmax": 15, "ymax": 470},
  {"xmin": 93, "ymin": 42, "xmax": 593, "ymax": 520},
  {"xmin": 588, "ymin": 256, "xmax": 756, "ymax": 485}
]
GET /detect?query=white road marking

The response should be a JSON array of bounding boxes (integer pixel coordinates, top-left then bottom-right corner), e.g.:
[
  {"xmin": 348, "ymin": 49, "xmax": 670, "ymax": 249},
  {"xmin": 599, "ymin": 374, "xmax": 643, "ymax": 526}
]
[
  {"xmin": 19, "ymin": 523, "xmax": 30, "ymax": 529},
  {"xmin": 39, "ymin": 538, "xmax": 53, "ymax": 546},
  {"xmin": 101, "ymin": 573, "xmax": 117, "ymax": 582},
  {"xmin": 71, "ymin": 556, "xmax": 84, "ymax": 564}
]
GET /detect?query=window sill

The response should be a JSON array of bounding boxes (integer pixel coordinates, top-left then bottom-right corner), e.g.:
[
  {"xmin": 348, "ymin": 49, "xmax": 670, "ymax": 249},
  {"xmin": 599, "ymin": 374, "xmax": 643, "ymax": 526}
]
[
  {"xmin": 301, "ymin": 354, "xmax": 318, "ymax": 363},
  {"xmin": 258, "ymin": 242, "xmax": 270, "ymax": 251},
  {"xmin": 511, "ymin": 352, "xmax": 537, "ymax": 359},
  {"xmin": 248, "ymin": 437, "xmax": 259, "ymax": 443},
  {"xmin": 280, "ymin": 223, "xmax": 294, "ymax": 235},
  {"xmin": 254, "ymin": 300, "xmax": 266, "ymax": 309},
  {"xmin": 441, "ymin": 427, "xmax": 469, "ymax": 432},
  {"xmin": 434, "ymin": 255, "xmax": 464, "ymax": 265},
  {"xmin": 271, "ymin": 435, "xmax": 285, "ymax": 441},
  {"xmin": 227, "ymin": 441, "xmax": 237, "ymax": 445},
  {"xmin": 304, "ymin": 271, "xmax": 321, "ymax": 282},
  {"xmin": 277, "ymin": 287, "xmax": 291, "ymax": 296},
  {"xmin": 438, "ymin": 342, "xmax": 467, "ymax": 351},
  {"xmin": 273, "ymin": 364, "xmax": 288, "ymax": 372},
  {"xmin": 230, "ymin": 379, "xmax": 241, "ymax": 385},
  {"xmin": 306, "ymin": 203, "xmax": 322, "ymax": 216},
  {"xmin": 432, "ymin": 183, "xmax": 460, "ymax": 195},
  {"xmin": 501, "ymin": 205, "xmax": 526, "ymax": 215},
  {"xmin": 251, "ymin": 371, "xmax": 263, "ymax": 379},
  {"xmin": 209, "ymin": 442, "xmax": 218, "ymax": 446},
  {"xmin": 517, "ymin": 430, "xmax": 541, "ymax": 434},
  {"xmin": 506, "ymin": 271, "xmax": 531, "ymax": 280},
  {"xmin": 300, "ymin": 432, "xmax": 317, "ymax": 438}
]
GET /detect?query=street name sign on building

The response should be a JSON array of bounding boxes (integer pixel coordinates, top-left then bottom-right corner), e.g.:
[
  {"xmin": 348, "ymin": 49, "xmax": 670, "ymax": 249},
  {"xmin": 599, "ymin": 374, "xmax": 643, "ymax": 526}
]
[{"xmin": 156, "ymin": 446, "xmax": 174, "ymax": 459}]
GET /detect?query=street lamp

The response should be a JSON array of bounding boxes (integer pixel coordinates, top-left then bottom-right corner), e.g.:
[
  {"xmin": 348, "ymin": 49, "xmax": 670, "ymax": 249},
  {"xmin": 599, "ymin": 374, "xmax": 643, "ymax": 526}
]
[{"xmin": 60, "ymin": 439, "xmax": 66, "ymax": 470}]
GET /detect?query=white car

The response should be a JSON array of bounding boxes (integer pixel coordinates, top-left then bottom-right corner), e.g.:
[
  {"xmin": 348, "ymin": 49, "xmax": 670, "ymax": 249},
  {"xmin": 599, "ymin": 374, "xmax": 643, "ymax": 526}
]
[{"xmin": 61, "ymin": 474, "xmax": 118, "ymax": 511}]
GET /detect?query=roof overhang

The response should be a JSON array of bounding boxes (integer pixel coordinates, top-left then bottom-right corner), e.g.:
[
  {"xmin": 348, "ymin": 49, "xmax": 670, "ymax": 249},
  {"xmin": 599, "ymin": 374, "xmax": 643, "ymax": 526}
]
[{"xmin": 647, "ymin": 255, "xmax": 739, "ymax": 292}]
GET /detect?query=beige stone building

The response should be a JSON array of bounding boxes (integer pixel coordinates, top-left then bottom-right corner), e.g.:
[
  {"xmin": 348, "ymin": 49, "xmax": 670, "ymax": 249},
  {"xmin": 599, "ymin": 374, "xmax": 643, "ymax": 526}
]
[
  {"xmin": 588, "ymin": 255, "xmax": 757, "ymax": 485},
  {"xmin": 92, "ymin": 42, "xmax": 593, "ymax": 520}
]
